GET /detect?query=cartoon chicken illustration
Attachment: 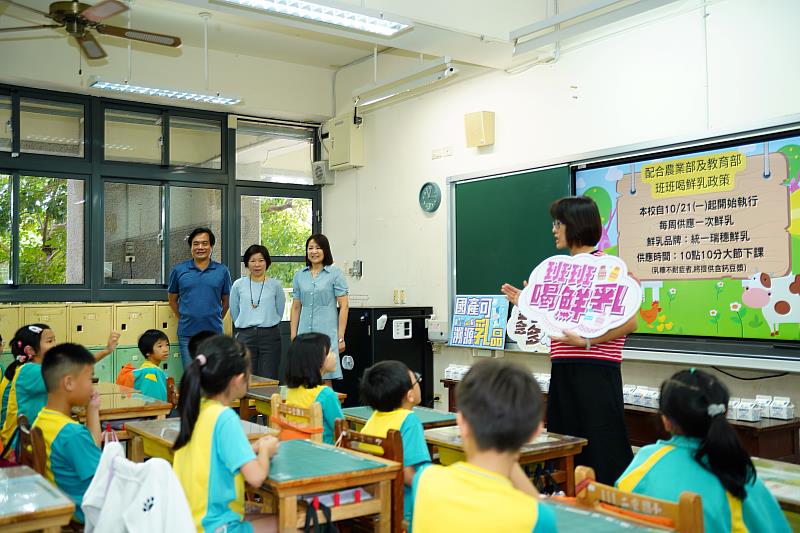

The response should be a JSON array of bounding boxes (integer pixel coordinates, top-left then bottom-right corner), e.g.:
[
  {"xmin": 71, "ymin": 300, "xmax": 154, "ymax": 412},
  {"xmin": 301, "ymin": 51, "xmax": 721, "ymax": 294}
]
[{"xmin": 639, "ymin": 301, "xmax": 662, "ymax": 326}]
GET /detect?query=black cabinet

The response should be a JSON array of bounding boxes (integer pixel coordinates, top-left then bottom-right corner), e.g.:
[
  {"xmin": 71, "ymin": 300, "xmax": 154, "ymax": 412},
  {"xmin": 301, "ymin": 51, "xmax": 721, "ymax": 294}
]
[{"xmin": 337, "ymin": 306, "xmax": 433, "ymax": 407}]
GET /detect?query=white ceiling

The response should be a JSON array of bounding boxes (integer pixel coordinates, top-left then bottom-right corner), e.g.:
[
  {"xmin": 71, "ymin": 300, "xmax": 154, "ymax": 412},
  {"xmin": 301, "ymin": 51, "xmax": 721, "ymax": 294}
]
[{"xmin": 0, "ymin": 0, "xmax": 676, "ymax": 71}]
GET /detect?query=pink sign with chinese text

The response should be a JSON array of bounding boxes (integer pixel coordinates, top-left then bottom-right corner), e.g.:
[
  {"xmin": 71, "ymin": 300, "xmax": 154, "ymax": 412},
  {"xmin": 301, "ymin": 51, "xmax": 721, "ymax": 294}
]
[{"xmin": 517, "ymin": 253, "xmax": 642, "ymax": 339}]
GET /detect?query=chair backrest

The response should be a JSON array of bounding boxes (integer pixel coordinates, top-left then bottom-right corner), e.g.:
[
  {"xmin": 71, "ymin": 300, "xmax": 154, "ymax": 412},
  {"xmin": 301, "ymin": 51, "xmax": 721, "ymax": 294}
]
[
  {"xmin": 269, "ymin": 393, "xmax": 324, "ymax": 443},
  {"xmin": 166, "ymin": 377, "xmax": 177, "ymax": 405},
  {"xmin": 17, "ymin": 414, "xmax": 47, "ymax": 476},
  {"xmin": 574, "ymin": 466, "xmax": 704, "ymax": 533},
  {"xmin": 334, "ymin": 418, "xmax": 404, "ymax": 533}
]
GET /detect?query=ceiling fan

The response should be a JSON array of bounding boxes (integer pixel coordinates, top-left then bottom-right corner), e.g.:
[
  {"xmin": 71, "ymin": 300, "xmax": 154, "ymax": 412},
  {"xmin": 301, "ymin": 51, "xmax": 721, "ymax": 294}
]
[{"xmin": 0, "ymin": 0, "xmax": 182, "ymax": 59}]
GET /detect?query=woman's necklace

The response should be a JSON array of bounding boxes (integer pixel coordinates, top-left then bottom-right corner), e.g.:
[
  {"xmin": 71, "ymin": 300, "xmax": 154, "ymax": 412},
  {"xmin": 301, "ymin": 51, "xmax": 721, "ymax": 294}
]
[{"xmin": 249, "ymin": 276, "xmax": 266, "ymax": 309}]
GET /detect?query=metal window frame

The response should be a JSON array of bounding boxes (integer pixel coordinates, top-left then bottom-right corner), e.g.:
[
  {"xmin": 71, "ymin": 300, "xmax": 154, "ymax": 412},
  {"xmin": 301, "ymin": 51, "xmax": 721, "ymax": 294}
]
[
  {"xmin": 0, "ymin": 83, "xmax": 321, "ymax": 303},
  {"xmin": 0, "ymin": 169, "xmax": 91, "ymax": 300},
  {"xmin": 234, "ymin": 183, "xmax": 322, "ymax": 279}
]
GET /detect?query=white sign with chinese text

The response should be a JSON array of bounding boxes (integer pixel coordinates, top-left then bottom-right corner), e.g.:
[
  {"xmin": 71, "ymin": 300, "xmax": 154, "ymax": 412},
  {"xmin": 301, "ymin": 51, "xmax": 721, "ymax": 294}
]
[
  {"xmin": 506, "ymin": 305, "xmax": 550, "ymax": 352},
  {"xmin": 517, "ymin": 254, "xmax": 642, "ymax": 339}
]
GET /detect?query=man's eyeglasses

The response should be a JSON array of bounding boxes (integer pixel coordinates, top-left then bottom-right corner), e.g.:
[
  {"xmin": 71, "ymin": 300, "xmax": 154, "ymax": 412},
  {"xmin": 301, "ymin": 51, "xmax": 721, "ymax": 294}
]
[{"xmin": 412, "ymin": 372, "xmax": 422, "ymax": 387}]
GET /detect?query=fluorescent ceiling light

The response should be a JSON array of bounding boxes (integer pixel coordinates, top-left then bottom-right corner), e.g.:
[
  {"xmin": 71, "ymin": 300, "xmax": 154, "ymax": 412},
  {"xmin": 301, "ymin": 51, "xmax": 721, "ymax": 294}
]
[
  {"xmin": 510, "ymin": 0, "xmax": 678, "ymax": 57},
  {"xmin": 89, "ymin": 80, "xmax": 241, "ymax": 105},
  {"xmin": 219, "ymin": 0, "xmax": 412, "ymax": 37},
  {"xmin": 354, "ymin": 57, "xmax": 457, "ymax": 108}
]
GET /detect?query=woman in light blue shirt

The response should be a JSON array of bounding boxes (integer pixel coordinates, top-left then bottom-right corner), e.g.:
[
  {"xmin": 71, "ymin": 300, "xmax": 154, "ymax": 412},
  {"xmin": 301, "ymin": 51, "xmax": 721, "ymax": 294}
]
[
  {"xmin": 230, "ymin": 244, "xmax": 286, "ymax": 378},
  {"xmin": 291, "ymin": 234, "xmax": 349, "ymax": 383}
]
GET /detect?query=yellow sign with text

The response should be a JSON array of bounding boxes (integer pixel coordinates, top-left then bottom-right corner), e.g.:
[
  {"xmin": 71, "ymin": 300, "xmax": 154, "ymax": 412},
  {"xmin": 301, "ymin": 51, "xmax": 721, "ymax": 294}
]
[{"xmin": 641, "ymin": 150, "xmax": 747, "ymax": 199}]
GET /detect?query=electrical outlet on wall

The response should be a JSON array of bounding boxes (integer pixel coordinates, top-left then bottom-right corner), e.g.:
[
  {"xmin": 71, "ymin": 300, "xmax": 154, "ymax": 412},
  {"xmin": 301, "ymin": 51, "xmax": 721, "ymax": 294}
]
[{"xmin": 399, "ymin": 289, "xmax": 406, "ymax": 304}]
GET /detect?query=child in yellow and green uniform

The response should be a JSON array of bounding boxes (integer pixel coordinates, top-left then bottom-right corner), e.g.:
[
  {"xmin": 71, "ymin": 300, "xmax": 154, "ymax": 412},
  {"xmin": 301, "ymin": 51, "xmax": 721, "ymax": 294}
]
[
  {"xmin": 616, "ymin": 368, "xmax": 790, "ymax": 533},
  {"xmin": 33, "ymin": 343, "xmax": 102, "ymax": 524},
  {"xmin": 360, "ymin": 360, "xmax": 431, "ymax": 526},
  {"xmin": 413, "ymin": 359, "xmax": 557, "ymax": 533},
  {"xmin": 173, "ymin": 334, "xmax": 280, "ymax": 532},
  {"xmin": 1, "ymin": 324, "xmax": 57, "ymax": 451},
  {"xmin": 133, "ymin": 329, "xmax": 170, "ymax": 401},
  {"xmin": 284, "ymin": 332, "xmax": 343, "ymax": 444}
]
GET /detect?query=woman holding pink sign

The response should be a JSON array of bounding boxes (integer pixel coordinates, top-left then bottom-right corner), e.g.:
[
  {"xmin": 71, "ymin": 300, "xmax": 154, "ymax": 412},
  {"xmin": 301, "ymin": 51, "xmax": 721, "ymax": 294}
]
[{"xmin": 502, "ymin": 196, "xmax": 638, "ymax": 485}]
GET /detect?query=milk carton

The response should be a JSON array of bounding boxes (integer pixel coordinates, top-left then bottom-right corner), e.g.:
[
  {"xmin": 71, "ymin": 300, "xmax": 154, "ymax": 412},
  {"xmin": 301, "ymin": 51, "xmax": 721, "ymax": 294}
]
[
  {"xmin": 630, "ymin": 387, "xmax": 646, "ymax": 407},
  {"xmin": 753, "ymin": 395, "xmax": 772, "ymax": 419},
  {"xmin": 769, "ymin": 397, "xmax": 796, "ymax": 420},
  {"xmin": 623, "ymin": 385, "xmax": 637, "ymax": 404},
  {"xmin": 642, "ymin": 387, "xmax": 660, "ymax": 409},
  {"xmin": 727, "ymin": 398, "xmax": 740, "ymax": 420},
  {"xmin": 736, "ymin": 398, "xmax": 760, "ymax": 422}
]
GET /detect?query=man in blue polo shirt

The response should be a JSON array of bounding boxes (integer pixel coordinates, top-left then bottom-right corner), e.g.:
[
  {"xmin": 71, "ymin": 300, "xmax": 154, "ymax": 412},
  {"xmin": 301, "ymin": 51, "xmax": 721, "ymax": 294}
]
[{"xmin": 167, "ymin": 227, "xmax": 232, "ymax": 368}]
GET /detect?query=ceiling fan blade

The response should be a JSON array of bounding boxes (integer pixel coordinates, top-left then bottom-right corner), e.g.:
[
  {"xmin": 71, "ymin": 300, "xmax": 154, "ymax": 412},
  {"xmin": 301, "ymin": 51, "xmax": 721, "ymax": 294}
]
[
  {"xmin": 1, "ymin": 0, "xmax": 50, "ymax": 17},
  {"xmin": 0, "ymin": 23, "xmax": 60, "ymax": 32},
  {"xmin": 75, "ymin": 32, "xmax": 106, "ymax": 59},
  {"xmin": 80, "ymin": 0, "xmax": 127, "ymax": 22},
  {"xmin": 95, "ymin": 24, "xmax": 181, "ymax": 47}
]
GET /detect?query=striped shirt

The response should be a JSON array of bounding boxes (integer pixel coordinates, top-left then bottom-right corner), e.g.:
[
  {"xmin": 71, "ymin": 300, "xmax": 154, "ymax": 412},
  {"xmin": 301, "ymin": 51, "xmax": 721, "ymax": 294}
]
[
  {"xmin": 550, "ymin": 249, "xmax": 629, "ymax": 366},
  {"xmin": 550, "ymin": 336, "xmax": 626, "ymax": 365}
]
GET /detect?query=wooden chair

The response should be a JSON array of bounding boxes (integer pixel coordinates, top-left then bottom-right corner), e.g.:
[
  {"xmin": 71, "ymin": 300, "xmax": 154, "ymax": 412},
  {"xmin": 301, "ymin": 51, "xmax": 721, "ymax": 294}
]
[
  {"xmin": 166, "ymin": 376, "xmax": 177, "ymax": 406},
  {"xmin": 268, "ymin": 393, "xmax": 323, "ymax": 443},
  {"xmin": 17, "ymin": 414, "xmax": 47, "ymax": 476},
  {"xmin": 574, "ymin": 466, "xmax": 704, "ymax": 533},
  {"xmin": 334, "ymin": 418, "xmax": 405, "ymax": 533}
]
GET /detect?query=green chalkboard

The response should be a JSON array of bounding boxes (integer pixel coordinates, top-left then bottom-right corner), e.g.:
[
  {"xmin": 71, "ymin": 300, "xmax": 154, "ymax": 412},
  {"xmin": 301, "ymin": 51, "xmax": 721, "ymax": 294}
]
[{"xmin": 455, "ymin": 166, "xmax": 571, "ymax": 295}]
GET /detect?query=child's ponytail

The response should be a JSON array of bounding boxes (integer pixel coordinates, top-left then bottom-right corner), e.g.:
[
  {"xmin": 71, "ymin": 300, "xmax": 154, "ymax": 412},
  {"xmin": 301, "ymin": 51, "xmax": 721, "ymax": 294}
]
[
  {"xmin": 5, "ymin": 324, "xmax": 49, "ymax": 381},
  {"xmin": 173, "ymin": 335, "xmax": 251, "ymax": 450},
  {"xmin": 659, "ymin": 369, "xmax": 754, "ymax": 499}
]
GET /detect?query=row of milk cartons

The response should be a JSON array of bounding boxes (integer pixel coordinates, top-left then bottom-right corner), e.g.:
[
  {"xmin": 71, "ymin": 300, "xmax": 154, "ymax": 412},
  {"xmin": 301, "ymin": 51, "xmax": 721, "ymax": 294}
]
[
  {"xmin": 443, "ymin": 365, "xmax": 550, "ymax": 393},
  {"xmin": 727, "ymin": 396, "xmax": 795, "ymax": 422},
  {"xmin": 622, "ymin": 384, "xmax": 795, "ymax": 421}
]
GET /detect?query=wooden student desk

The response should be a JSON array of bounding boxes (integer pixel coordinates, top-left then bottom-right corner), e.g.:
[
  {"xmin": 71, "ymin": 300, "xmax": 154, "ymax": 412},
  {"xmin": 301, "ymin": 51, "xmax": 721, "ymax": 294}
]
[
  {"xmin": 424, "ymin": 426, "xmax": 587, "ymax": 496},
  {"xmin": 236, "ymin": 376, "xmax": 281, "ymax": 420},
  {"xmin": 263, "ymin": 439, "xmax": 401, "ymax": 533},
  {"xmin": 125, "ymin": 417, "xmax": 276, "ymax": 463},
  {"xmin": 753, "ymin": 456, "xmax": 800, "ymax": 530},
  {"xmin": 94, "ymin": 382, "xmax": 138, "ymax": 395},
  {"xmin": 73, "ymin": 391, "xmax": 173, "ymax": 443},
  {"xmin": 0, "ymin": 466, "xmax": 75, "ymax": 533},
  {"xmin": 442, "ymin": 378, "xmax": 800, "ymax": 463},
  {"xmin": 343, "ymin": 406, "xmax": 457, "ymax": 432}
]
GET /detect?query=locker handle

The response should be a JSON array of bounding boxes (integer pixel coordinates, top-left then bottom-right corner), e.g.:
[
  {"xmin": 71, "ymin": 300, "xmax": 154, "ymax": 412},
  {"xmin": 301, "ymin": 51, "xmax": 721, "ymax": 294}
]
[
  {"xmin": 76, "ymin": 325, "xmax": 83, "ymax": 332},
  {"xmin": 121, "ymin": 323, "xmax": 127, "ymax": 331}
]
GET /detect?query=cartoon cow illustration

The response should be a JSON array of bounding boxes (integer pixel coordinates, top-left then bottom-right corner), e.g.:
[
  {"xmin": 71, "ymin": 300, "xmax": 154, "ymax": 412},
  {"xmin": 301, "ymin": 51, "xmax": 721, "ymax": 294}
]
[{"xmin": 741, "ymin": 272, "xmax": 800, "ymax": 336}]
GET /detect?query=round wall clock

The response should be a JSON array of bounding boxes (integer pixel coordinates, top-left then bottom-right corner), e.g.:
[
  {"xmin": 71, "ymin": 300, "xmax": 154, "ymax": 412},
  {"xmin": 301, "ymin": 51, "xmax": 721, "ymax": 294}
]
[{"xmin": 419, "ymin": 182, "xmax": 442, "ymax": 213}]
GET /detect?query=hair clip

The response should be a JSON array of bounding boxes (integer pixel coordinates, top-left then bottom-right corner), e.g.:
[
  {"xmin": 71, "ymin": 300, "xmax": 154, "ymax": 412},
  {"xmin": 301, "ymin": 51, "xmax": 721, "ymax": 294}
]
[
  {"xmin": 27, "ymin": 325, "xmax": 43, "ymax": 334},
  {"xmin": 689, "ymin": 368, "xmax": 696, "ymax": 374},
  {"xmin": 707, "ymin": 403, "xmax": 726, "ymax": 417},
  {"xmin": 196, "ymin": 354, "xmax": 208, "ymax": 367}
]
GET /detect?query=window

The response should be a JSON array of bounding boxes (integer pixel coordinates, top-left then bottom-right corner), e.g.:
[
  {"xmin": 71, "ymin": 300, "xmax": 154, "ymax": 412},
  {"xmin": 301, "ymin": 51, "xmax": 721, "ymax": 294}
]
[
  {"xmin": 169, "ymin": 186, "xmax": 223, "ymax": 269},
  {"xmin": 20, "ymin": 98, "xmax": 84, "ymax": 158},
  {"xmin": 0, "ymin": 96, "xmax": 10, "ymax": 152},
  {"xmin": 18, "ymin": 175, "xmax": 85, "ymax": 284},
  {"xmin": 0, "ymin": 174, "xmax": 10, "ymax": 282},
  {"xmin": 240, "ymin": 193, "xmax": 314, "ymax": 287},
  {"xmin": 103, "ymin": 182, "xmax": 164, "ymax": 284},
  {"xmin": 104, "ymin": 109, "xmax": 163, "ymax": 164},
  {"xmin": 236, "ymin": 121, "xmax": 314, "ymax": 184},
  {"xmin": 170, "ymin": 116, "xmax": 222, "ymax": 169}
]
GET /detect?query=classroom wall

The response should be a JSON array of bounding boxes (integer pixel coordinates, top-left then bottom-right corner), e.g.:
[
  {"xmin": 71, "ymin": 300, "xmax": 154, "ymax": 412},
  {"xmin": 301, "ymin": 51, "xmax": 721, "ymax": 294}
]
[
  {"xmin": 0, "ymin": 38, "xmax": 333, "ymax": 121},
  {"xmin": 323, "ymin": 0, "xmax": 800, "ymax": 407}
]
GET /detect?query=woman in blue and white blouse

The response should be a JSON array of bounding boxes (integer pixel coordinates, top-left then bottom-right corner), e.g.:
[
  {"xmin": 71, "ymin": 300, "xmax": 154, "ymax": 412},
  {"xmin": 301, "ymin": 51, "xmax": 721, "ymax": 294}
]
[{"xmin": 230, "ymin": 244, "xmax": 286, "ymax": 378}]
